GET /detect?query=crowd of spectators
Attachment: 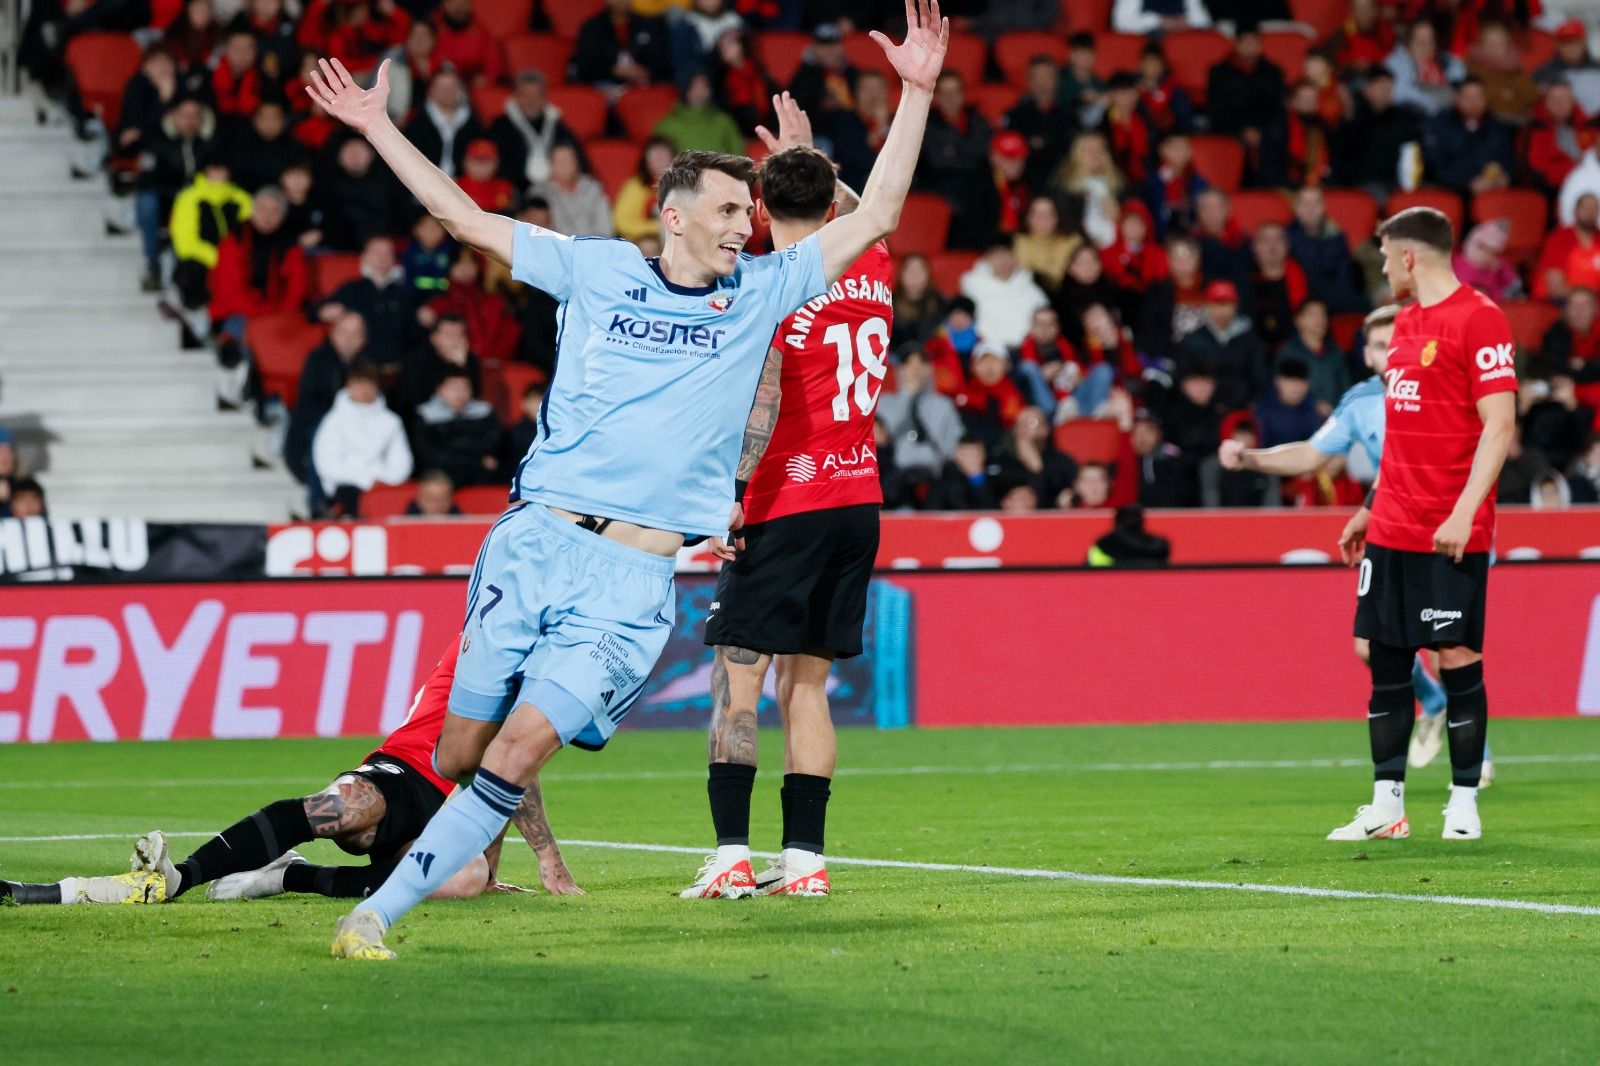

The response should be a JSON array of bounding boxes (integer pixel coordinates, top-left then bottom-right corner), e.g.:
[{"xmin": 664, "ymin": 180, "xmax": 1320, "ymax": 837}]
[{"xmin": 14, "ymin": 0, "xmax": 1600, "ymax": 516}]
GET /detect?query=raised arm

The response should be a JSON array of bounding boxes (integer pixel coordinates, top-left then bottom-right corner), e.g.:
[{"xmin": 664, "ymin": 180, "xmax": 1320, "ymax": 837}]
[
  {"xmin": 755, "ymin": 92, "xmax": 860, "ymax": 216},
  {"xmin": 815, "ymin": 0, "xmax": 948, "ymax": 283},
  {"xmin": 306, "ymin": 59, "xmax": 514, "ymax": 265}
]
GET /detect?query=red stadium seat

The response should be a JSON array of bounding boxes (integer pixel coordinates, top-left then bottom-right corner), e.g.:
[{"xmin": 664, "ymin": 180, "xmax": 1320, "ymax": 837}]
[
  {"xmin": 616, "ymin": 85, "xmax": 680, "ymax": 142},
  {"xmin": 547, "ymin": 84, "xmax": 608, "ymax": 139},
  {"xmin": 889, "ymin": 194, "xmax": 952, "ymax": 257},
  {"xmin": 545, "ymin": 0, "xmax": 603, "ymax": 40},
  {"xmin": 471, "ymin": 83, "xmax": 512, "ymax": 124},
  {"xmin": 360, "ymin": 482, "xmax": 419, "ymax": 518},
  {"xmin": 477, "ymin": 0, "xmax": 531, "ymax": 40},
  {"xmin": 1471, "ymin": 188, "xmax": 1549, "ymax": 263},
  {"xmin": 1061, "ymin": 0, "xmax": 1113, "ymax": 33},
  {"xmin": 497, "ymin": 362, "xmax": 547, "ymax": 425},
  {"xmin": 972, "ymin": 84, "xmax": 1020, "ymax": 126},
  {"xmin": 65, "ymin": 33, "xmax": 142, "ymax": 130},
  {"xmin": 843, "ymin": 33, "xmax": 897, "ymax": 80},
  {"xmin": 456, "ymin": 486, "xmax": 513, "ymax": 515},
  {"xmin": 1329, "ymin": 312, "xmax": 1366, "ymax": 354},
  {"xmin": 505, "ymin": 34, "xmax": 574, "ymax": 83},
  {"xmin": 1189, "ymin": 135, "xmax": 1243, "ymax": 192},
  {"xmin": 308, "ymin": 253, "xmax": 362, "ymax": 303},
  {"xmin": 995, "ymin": 31, "xmax": 1067, "ymax": 89},
  {"xmin": 1092, "ymin": 33, "xmax": 1146, "ymax": 80},
  {"xmin": 1322, "ymin": 188, "xmax": 1379, "ymax": 251},
  {"xmin": 246, "ymin": 312, "xmax": 327, "ymax": 410},
  {"xmin": 1501, "ymin": 300, "xmax": 1561, "ymax": 354},
  {"xmin": 942, "ymin": 33, "xmax": 988, "ymax": 89},
  {"xmin": 585, "ymin": 138, "xmax": 638, "ymax": 197},
  {"xmin": 1261, "ymin": 30, "xmax": 1314, "ymax": 79},
  {"xmin": 755, "ymin": 32, "xmax": 809, "ymax": 88},
  {"xmin": 150, "ymin": 0, "xmax": 183, "ymax": 29},
  {"xmin": 927, "ymin": 251, "xmax": 978, "ymax": 296},
  {"xmin": 1286, "ymin": 0, "xmax": 1343, "ymax": 38},
  {"xmin": 744, "ymin": 137, "xmax": 771, "ymax": 164},
  {"xmin": 1386, "ymin": 187, "xmax": 1464, "ymax": 239},
  {"xmin": 1228, "ymin": 190, "xmax": 1293, "ymax": 234},
  {"xmin": 1053, "ymin": 419, "xmax": 1125, "ymax": 467},
  {"xmin": 1163, "ymin": 30, "xmax": 1232, "ymax": 100}
]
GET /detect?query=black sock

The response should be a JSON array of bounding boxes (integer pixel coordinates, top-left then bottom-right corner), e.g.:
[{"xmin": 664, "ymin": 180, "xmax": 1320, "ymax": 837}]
[
  {"xmin": 1, "ymin": 880, "xmax": 63, "ymax": 904},
  {"xmin": 1441, "ymin": 660, "xmax": 1488, "ymax": 788},
  {"xmin": 1367, "ymin": 642, "xmax": 1417, "ymax": 782},
  {"xmin": 781, "ymin": 773, "xmax": 831, "ymax": 854},
  {"xmin": 707, "ymin": 762, "xmax": 756, "ymax": 846},
  {"xmin": 281, "ymin": 857, "xmax": 402, "ymax": 899},
  {"xmin": 172, "ymin": 798, "xmax": 314, "ymax": 898}
]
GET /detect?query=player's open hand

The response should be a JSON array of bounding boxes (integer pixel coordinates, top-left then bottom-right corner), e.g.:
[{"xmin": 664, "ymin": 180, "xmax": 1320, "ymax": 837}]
[
  {"xmin": 539, "ymin": 862, "xmax": 586, "ymax": 896},
  {"xmin": 1432, "ymin": 510, "xmax": 1472, "ymax": 564},
  {"xmin": 1338, "ymin": 506, "xmax": 1369, "ymax": 567},
  {"xmin": 306, "ymin": 57, "xmax": 391, "ymax": 135},
  {"xmin": 1217, "ymin": 439, "xmax": 1246, "ymax": 471},
  {"xmin": 869, "ymin": 0, "xmax": 949, "ymax": 94},
  {"xmin": 755, "ymin": 91, "xmax": 814, "ymax": 154}
]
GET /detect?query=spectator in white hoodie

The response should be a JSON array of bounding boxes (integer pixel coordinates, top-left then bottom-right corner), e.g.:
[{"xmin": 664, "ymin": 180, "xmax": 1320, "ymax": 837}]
[
  {"xmin": 312, "ymin": 362, "xmax": 413, "ymax": 518},
  {"xmin": 959, "ymin": 244, "xmax": 1051, "ymax": 351}
]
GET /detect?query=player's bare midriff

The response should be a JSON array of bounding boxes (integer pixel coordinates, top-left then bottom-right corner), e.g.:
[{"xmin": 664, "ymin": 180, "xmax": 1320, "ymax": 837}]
[{"xmin": 543, "ymin": 504, "xmax": 684, "ymax": 557}]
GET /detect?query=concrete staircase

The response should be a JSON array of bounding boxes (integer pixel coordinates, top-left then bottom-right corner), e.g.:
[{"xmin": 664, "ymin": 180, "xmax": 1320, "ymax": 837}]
[{"xmin": 0, "ymin": 97, "xmax": 302, "ymax": 522}]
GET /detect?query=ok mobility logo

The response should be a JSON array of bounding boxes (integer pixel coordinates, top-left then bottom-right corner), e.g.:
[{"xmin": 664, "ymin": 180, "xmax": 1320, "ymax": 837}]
[{"xmin": 607, "ymin": 313, "xmax": 728, "ymax": 357}]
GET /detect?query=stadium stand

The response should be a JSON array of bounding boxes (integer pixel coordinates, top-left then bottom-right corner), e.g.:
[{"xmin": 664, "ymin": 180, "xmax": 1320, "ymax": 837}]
[{"xmin": 5, "ymin": 0, "xmax": 1600, "ymax": 521}]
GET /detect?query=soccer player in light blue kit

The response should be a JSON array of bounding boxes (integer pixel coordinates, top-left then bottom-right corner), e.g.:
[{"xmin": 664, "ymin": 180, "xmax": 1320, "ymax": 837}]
[
  {"xmin": 1217, "ymin": 304, "xmax": 1492, "ymax": 784},
  {"xmin": 306, "ymin": 0, "xmax": 952, "ymax": 960}
]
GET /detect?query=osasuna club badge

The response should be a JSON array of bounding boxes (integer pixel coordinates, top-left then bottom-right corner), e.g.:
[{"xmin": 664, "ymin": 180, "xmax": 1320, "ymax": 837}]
[{"xmin": 708, "ymin": 294, "xmax": 734, "ymax": 313}]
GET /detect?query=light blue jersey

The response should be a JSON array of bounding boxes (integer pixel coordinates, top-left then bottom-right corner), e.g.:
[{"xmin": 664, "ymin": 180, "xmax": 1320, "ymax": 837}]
[
  {"xmin": 1310, "ymin": 375, "xmax": 1386, "ymax": 467},
  {"xmin": 508, "ymin": 223, "xmax": 828, "ymax": 537}
]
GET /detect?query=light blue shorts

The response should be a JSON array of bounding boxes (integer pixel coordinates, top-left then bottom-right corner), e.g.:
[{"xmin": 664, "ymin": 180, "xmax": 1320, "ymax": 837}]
[{"xmin": 449, "ymin": 503, "xmax": 676, "ymax": 748}]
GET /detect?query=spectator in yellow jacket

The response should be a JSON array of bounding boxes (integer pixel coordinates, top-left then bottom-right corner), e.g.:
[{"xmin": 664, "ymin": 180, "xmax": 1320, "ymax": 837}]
[
  {"xmin": 169, "ymin": 161, "xmax": 252, "ymax": 335},
  {"xmin": 612, "ymin": 135, "xmax": 675, "ymax": 245}
]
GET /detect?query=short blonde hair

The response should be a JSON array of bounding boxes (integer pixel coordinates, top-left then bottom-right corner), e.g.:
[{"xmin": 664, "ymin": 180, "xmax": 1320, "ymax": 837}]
[{"xmin": 1364, "ymin": 304, "xmax": 1400, "ymax": 331}]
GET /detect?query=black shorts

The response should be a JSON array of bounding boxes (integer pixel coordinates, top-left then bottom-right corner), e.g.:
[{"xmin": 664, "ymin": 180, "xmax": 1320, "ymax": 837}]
[
  {"xmin": 704, "ymin": 503, "xmax": 880, "ymax": 658},
  {"xmin": 338, "ymin": 752, "xmax": 448, "ymax": 859},
  {"xmin": 1353, "ymin": 542, "xmax": 1490, "ymax": 652}
]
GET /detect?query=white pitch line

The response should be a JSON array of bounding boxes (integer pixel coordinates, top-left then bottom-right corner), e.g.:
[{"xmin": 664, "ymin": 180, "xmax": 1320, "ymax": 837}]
[
  {"xmin": 559, "ymin": 839, "xmax": 1600, "ymax": 918},
  {"xmin": 1, "ymin": 751, "xmax": 1597, "ymax": 791},
  {"xmin": 4, "ymin": 832, "xmax": 1596, "ymax": 917}
]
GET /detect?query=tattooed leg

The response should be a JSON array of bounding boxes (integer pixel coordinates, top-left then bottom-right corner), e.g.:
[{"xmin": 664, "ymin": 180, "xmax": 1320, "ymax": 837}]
[
  {"xmin": 308, "ymin": 774, "xmax": 389, "ymax": 854},
  {"xmin": 704, "ymin": 646, "xmax": 771, "ymax": 850},
  {"xmin": 710, "ymin": 645, "xmax": 770, "ymax": 767}
]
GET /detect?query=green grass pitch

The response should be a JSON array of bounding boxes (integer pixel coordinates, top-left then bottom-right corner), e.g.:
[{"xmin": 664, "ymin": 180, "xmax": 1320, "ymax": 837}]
[{"xmin": 3, "ymin": 719, "xmax": 1599, "ymax": 1064}]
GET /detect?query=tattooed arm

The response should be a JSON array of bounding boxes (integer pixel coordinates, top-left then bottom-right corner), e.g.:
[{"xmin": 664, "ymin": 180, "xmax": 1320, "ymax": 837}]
[
  {"xmin": 511, "ymin": 776, "xmax": 584, "ymax": 895},
  {"xmin": 737, "ymin": 344, "xmax": 784, "ymax": 484}
]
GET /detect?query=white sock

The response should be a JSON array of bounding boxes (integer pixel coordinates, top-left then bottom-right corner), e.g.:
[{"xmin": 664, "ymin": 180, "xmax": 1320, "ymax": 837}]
[
  {"xmin": 57, "ymin": 877, "xmax": 84, "ymax": 904},
  {"xmin": 1448, "ymin": 784, "xmax": 1478, "ymax": 809},
  {"xmin": 1373, "ymin": 780, "xmax": 1404, "ymax": 810},
  {"xmin": 716, "ymin": 844, "xmax": 750, "ymax": 865}
]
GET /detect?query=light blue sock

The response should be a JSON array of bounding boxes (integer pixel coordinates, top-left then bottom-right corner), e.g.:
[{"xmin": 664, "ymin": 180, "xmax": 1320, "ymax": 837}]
[
  {"xmin": 357, "ymin": 768, "xmax": 523, "ymax": 928},
  {"xmin": 1412, "ymin": 656, "xmax": 1448, "ymax": 718}
]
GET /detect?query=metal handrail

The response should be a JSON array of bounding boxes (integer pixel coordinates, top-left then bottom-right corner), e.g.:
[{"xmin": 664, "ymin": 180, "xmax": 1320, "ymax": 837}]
[{"xmin": 0, "ymin": 0, "xmax": 19, "ymax": 97}]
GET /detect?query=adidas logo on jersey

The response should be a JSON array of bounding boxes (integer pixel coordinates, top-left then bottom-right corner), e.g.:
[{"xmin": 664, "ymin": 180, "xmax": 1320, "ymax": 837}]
[
  {"xmin": 786, "ymin": 454, "xmax": 818, "ymax": 483},
  {"xmin": 625, "ymin": 287, "xmax": 648, "ymax": 302}
]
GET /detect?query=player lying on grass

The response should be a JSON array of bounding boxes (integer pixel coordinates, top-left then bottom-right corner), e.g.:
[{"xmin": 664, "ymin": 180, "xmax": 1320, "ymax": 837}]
[
  {"xmin": 1217, "ymin": 304, "xmax": 1493, "ymax": 788},
  {"xmin": 304, "ymin": 0, "xmax": 948, "ymax": 960},
  {"xmin": 682, "ymin": 93, "xmax": 886, "ymax": 900},
  {"xmin": 0, "ymin": 640, "xmax": 580, "ymax": 906}
]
